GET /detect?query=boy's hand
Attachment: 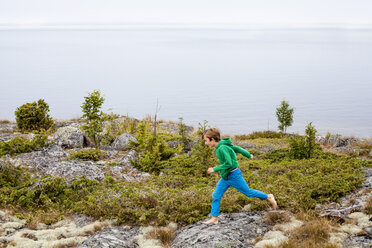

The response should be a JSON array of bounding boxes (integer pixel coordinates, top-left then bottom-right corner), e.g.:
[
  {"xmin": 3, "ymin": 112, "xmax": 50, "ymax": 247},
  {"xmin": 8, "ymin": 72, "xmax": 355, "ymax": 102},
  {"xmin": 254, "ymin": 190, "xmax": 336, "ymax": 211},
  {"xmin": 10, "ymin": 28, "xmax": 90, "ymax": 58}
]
[
  {"xmin": 207, "ymin": 167, "xmax": 214, "ymax": 174},
  {"xmin": 251, "ymin": 155, "xmax": 254, "ymax": 159}
]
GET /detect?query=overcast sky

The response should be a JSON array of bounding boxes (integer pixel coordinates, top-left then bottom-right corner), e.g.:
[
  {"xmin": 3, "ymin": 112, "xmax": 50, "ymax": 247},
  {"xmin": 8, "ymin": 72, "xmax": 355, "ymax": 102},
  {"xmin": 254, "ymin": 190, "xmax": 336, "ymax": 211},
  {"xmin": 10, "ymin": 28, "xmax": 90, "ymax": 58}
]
[{"xmin": 1, "ymin": 0, "xmax": 372, "ymax": 26}]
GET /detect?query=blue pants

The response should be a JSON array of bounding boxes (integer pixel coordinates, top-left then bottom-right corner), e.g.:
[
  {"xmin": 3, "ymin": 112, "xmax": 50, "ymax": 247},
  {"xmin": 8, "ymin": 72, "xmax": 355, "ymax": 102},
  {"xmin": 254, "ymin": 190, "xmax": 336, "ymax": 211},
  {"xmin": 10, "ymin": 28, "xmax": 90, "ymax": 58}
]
[{"xmin": 210, "ymin": 168, "xmax": 268, "ymax": 217}]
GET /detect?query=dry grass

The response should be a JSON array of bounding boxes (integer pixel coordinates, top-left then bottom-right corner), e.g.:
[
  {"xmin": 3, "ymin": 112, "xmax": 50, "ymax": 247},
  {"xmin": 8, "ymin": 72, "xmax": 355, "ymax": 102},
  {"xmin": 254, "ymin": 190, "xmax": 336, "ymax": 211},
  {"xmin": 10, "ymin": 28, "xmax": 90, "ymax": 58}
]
[
  {"xmin": 294, "ymin": 210, "xmax": 318, "ymax": 222},
  {"xmin": 264, "ymin": 211, "xmax": 291, "ymax": 226},
  {"xmin": 0, "ymin": 120, "xmax": 12, "ymax": 124},
  {"xmin": 277, "ymin": 241, "xmax": 338, "ymax": 248},
  {"xmin": 357, "ymin": 138, "xmax": 372, "ymax": 150},
  {"xmin": 363, "ymin": 196, "xmax": 372, "ymax": 215},
  {"xmin": 26, "ymin": 211, "xmax": 63, "ymax": 230},
  {"xmin": 145, "ymin": 226, "xmax": 177, "ymax": 247},
  {"xmin": 277, "ymin": 218, "xmax": 333, "ymax": 248},
  {"xmin": 21, "ymin": 232, "xmax": 38, "ymax": 241},
  {"xmin": 52, "ymin": 241, "xmax": 78, "ymax": 248}
]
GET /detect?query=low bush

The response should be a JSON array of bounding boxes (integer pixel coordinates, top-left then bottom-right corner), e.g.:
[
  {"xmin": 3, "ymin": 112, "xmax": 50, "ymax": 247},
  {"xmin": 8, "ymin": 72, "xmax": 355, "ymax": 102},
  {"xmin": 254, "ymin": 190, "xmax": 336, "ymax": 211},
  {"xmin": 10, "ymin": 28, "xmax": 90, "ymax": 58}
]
[
  {"xmin": 0, "ymin": 134, "xmax": 50, "ymax": 157},
  {"xmin": 235, "ymin": 130, "xmax": 283, "ymax": 140},
  {"xmin": 14, "ymin": 99, "xmax": 54, "ymax": 132},
  {"xmin": 130, "ymin": 121, "xmax": 181, "ymax": 174},
  {"xmin": 68, "ymin": 149, "xmax": 104, "ymax": 161}
]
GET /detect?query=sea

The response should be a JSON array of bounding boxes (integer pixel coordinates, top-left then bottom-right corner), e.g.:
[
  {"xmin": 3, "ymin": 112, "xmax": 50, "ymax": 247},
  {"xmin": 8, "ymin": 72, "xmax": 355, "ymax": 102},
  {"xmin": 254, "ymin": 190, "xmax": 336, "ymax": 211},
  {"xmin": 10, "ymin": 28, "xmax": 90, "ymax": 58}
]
[{"xmin": 0, "ymin": 25, "xmax": 371, "ymax": 137}]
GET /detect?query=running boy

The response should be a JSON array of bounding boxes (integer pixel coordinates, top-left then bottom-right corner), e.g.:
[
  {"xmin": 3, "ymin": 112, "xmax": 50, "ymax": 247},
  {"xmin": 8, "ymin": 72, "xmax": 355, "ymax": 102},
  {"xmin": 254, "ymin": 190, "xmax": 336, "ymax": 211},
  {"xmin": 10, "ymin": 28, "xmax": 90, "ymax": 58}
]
[{"xmin": 202, "ymin": 128, "xmax": 277, "ymax": 225}]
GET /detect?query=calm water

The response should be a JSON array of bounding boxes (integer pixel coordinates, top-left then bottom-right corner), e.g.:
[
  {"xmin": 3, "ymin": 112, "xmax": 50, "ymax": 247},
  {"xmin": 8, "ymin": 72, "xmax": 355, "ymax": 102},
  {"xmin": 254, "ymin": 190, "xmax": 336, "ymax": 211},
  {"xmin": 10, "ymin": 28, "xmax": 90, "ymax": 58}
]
[{"xmin": 0, "ymin": 27, "xmax": 371, "ymax": 137}]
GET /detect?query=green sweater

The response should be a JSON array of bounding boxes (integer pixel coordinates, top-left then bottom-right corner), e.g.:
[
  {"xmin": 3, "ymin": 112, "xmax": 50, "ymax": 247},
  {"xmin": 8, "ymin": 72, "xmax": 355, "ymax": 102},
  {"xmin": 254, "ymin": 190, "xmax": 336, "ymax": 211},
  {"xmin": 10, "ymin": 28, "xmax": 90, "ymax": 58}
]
[{"xmin": 213, "ymin": 138, "xmax": 252, "ymax": 180}]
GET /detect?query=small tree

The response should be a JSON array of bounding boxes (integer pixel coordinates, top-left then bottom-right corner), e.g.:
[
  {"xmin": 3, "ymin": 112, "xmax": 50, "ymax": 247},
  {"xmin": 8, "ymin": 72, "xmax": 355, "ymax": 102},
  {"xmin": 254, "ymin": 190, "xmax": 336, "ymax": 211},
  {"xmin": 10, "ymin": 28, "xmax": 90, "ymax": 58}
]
[
  {"xmin": 276, "ymin": 100, "xmax": 294, "ymax": 134},
  {"xmin": 304, "ymin": 122, "xmax": 317, "ymax": 159},
  {"xmin": 81, "ymin": 90, "xmax": 105, "ymax": 148},
  {"xmin": 15, "ymin": 99, "xmax": 54, "ymax": 132},
  {"xmin": 289, "ymin": 122, "xmax": 319, "ymax": 159}
]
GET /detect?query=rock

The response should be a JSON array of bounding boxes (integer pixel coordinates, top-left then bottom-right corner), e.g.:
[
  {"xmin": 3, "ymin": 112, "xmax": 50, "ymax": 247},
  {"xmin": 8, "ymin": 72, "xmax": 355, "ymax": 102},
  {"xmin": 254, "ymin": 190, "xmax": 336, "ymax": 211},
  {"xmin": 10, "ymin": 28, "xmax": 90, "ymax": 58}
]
[
  {"xmin": 121, "ymin": 150, "xmax": 138, "ymax": 165},
  {"xmin": 0, "ymin": 123, "xmax": 17, "ymax": 133},
  {"xmin": 172, "ymin": 212, "xmax": 269, "ymax": 248},
  {"xmin": 364, "ymin": 226, "xmax": 372, "ymax": 238},
  {"xmin": 45, "ymin": 160, "xmax": 105, "ymax": 181},
  {"xmin": 54, "ymin": 126, "xmax": 84, "ymax": 148},
  {"xmin": 108, "ymin": 133, "xmax": 137, "ymax": 151},
  {"xmin": 159, "ymin": 122, "xmax": 193, "ymax": 134},
  {"xmin": 167, "ymin": 140, "xmax": 195, "ymax": 152},
  {"xmin": 12, "ymin": 145, "xmax": 69, "ymax": 172},
  {"xmin": 54, "ymin": 121, "xmax": 85, "ymax": 129},
  {"xmin": 77, "ymin": 226, "xmax": 140, "ymax": 248},
  {"xmin": 255, "ymin": 231, "xmax": 288, "ymax": 248},
  {"xmin": 233, "ymin": 141, "xmax": 278, "ymax": 153},
  {"xmin": 317, "ymin": 134, "xmax": 362, "ymax": 147}
]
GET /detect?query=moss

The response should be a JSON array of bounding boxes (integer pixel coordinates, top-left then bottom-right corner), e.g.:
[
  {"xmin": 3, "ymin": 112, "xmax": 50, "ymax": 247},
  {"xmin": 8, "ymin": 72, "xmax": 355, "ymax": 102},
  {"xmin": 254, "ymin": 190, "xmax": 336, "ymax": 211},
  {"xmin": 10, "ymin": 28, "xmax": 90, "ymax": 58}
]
[
  {"xmin": 0, "ymin": 134, "xmax": 50, "ymax": 158},
  {"xmin": 105, "ymin": 162, "xmax": 120, "ymax": 167},
  {"xmin": 67, "ymin": 149, "xmax": 104, "ymax": 161}
]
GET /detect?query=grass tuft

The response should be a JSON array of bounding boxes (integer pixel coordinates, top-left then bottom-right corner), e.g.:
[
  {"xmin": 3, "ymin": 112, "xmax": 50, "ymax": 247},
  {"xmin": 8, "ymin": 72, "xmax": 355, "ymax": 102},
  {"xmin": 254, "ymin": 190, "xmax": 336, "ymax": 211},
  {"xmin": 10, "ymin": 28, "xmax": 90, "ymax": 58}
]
[
  {"xmin": 264, "ymin": 211, "xmax": 291, "ymax": 225},
  {"xmin": 363, "ymin": 196, "xmax": 372, "ymax": 215},
  {"xmin": 145, "ymin": 224, "xmax": 177, "ymax": 247}
]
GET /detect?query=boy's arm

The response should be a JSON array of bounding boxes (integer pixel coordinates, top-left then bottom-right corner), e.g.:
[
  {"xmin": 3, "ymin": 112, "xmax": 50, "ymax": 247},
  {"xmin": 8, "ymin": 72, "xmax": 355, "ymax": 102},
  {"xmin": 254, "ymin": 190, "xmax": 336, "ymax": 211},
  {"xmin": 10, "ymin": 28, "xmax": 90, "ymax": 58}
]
[
  {"xmin": 213, "ymin": 146, "xmax": 233, "ymax": 172},
  {"xmin": 232, "ymin": 145, "xmax": 252, "ymax": 159}
]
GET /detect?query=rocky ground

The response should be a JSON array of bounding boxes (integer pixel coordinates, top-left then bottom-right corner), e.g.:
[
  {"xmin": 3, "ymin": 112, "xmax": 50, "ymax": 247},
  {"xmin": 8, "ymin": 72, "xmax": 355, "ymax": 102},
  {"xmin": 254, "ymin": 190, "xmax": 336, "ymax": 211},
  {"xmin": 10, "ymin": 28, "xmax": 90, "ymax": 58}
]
[{"xmin": 0, "ymin": 121, "xmax": 371, "ymax": 247}]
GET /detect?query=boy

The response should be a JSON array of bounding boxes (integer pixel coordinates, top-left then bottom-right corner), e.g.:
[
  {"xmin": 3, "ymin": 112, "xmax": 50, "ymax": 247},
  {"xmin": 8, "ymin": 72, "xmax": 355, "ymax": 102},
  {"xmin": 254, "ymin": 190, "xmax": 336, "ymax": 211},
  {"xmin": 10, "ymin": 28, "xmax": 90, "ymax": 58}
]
[{"xmin": 202, "ymin": 128, "xmax": 277, "ymax": 225}]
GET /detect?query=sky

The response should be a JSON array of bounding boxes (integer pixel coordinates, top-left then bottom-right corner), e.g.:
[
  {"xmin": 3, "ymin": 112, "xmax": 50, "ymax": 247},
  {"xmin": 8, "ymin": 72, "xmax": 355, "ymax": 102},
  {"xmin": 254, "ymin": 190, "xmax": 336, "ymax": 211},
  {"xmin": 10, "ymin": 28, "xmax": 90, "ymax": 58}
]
[{"xmin": 0, "ymin": 0, "xmax": 372, "ymax": 27}]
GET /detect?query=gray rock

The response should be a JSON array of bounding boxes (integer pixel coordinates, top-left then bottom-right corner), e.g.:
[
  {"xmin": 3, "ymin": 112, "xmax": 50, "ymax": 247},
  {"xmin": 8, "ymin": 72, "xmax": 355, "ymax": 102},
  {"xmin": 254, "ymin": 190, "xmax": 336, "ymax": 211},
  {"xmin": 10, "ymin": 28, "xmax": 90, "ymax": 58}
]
[
  {"xmin": 12, "ymin": 144, "xmax": 69, "ymax": 171},
  {"xmin": 109, "ymin": 133, "xmax": 137, "ymax": 151},
  {"xmin": 234, "ymin": 141, "xmax": 277, "ymax": 153},
  {"xmin": 45, "ymin": 160, "xmax": 105, "ymax": 181},
  {"xmin": 172, "ymin": 212, "xmax": 269, "ymax": 248},
  {"xmin": 328, "ymin": 147, "xmax": 366, "ymax": 155},
  {"xmin": 167, "ymin": 140, "xmax": 195, "ymax": 152},
  {"xmin": 121, "ymin": 150, "xmax": 138, "ymax": 165},
  {"xmin": 317, "ymin": 134, "xmax": 361, "ymax": 147},
  {"xmin": 0, "ymin": 123, "xmax": 17, "ymax": 133},
  {"xmin": 54, "ymin": 126, "xmax": 84, "ymax": 148},
  {"xmin": 364, "ymin": 226, "xmax": 372, "ymax": 238},
  {"xmin": 54, "ymin": 121, "xmax": 85, "ymax": 129},
  {"xmin": 159, "ymin": 122, "xmax": 193, "ymax": 134},
  {"xmin": 0, "ymin": 133, "xmax": 18, "ymax": 142},
  {"xmin": 343, "ymin": 234, "xmax": 372, "ymax": 248},
  {"xmin": 77, "ymin": 226, "xmax": 140, "ymax": 248}
]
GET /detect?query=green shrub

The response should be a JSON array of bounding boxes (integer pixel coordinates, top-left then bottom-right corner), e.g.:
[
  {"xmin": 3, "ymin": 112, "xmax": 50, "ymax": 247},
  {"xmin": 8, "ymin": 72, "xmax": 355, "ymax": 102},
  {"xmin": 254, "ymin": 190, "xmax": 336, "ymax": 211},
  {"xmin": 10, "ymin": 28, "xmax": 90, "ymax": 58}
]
[
  {"xmin": 131, "ymin": 121, "xmax": 180, "ymax": 174},
  {"xmin": 289, "ymin": 123, "xmax": 321, "ymax": 159},
  {"xmin": 14, "ymin": 99, "xmax": 54, "ymax": 132},
  {"xmin": 81, "ymin": 90, "xmax": 105, "ymax": 148},
  {"xmin": 0, "ymin": 134, "xmax": 50, "ymax": 157},
  {"xmin": 68, "ymin": 149, "xmax": 104, "ymax": 161},
  {"xmin": 235, "ymin": 131, "xmax": 283, "ymax": 140}
]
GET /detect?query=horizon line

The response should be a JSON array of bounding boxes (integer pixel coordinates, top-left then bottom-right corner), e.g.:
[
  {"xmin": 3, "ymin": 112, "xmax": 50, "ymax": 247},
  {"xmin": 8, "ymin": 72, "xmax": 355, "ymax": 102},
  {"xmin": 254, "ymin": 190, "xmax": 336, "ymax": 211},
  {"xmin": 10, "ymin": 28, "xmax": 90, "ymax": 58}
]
[{"xmin": 1, "ymin": 22, "xmax": 372, "ymax": 30}]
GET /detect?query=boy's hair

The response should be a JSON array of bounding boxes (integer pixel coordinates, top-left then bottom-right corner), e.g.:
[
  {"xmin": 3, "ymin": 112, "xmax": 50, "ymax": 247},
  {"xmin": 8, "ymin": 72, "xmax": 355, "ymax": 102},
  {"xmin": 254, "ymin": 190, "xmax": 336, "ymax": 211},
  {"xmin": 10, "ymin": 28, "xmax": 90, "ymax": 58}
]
[{"xmin": 202, "ymin": 128, "xmax": 221, "ymax": 142}]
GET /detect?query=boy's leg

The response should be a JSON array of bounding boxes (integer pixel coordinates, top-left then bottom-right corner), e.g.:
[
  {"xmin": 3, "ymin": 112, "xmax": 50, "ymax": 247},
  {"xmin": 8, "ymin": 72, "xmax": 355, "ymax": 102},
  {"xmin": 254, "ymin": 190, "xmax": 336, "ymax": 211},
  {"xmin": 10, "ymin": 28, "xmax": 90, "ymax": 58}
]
[
  {"xmin": 229, "ymin": 170, "xmax": 268, "ymax": 200},
  {"xmin": 210, "ymin": 178, "xmax": 230, "ymax": 217}
]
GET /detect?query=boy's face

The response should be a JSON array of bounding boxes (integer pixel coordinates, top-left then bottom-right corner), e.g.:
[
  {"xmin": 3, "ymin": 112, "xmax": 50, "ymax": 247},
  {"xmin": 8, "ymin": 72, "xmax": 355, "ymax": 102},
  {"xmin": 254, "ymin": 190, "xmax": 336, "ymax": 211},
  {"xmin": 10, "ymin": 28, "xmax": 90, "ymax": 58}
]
[{"xmin": 203, "ymin": 136, "xmax": 218, "ymax": 148}]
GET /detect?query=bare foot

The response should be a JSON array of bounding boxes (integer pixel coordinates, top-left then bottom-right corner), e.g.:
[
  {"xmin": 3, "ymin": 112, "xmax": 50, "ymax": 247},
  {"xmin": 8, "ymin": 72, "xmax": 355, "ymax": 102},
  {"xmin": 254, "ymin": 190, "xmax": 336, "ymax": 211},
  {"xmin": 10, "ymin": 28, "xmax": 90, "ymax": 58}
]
[
  {"xmin": 202, "ymin": 217, "xmax": 218, "ymax": 225},
  {"xmin": 267, "ymin": 194, "xmax": 278, "ymax": 210}
]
